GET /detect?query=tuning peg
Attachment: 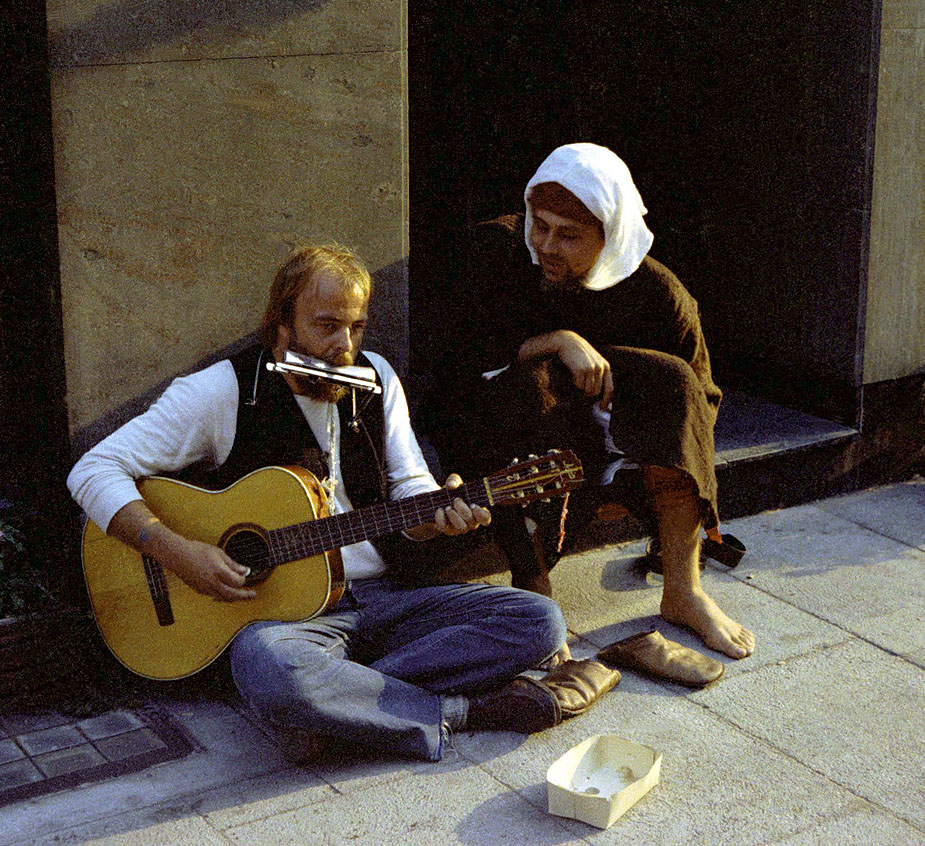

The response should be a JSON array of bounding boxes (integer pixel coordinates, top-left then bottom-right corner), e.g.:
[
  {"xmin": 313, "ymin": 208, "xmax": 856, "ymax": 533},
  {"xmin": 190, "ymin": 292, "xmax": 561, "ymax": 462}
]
[
  {"xmin": 545, "ymin": 448, "xmax": 560, "ymax": 454},
  {"xmin": 527, "ymin": 454, "xmax": 539, "ymax": 460},
  {"xmin": 508, "ymin": 457, "xmax": 520, "ymax": 465}
]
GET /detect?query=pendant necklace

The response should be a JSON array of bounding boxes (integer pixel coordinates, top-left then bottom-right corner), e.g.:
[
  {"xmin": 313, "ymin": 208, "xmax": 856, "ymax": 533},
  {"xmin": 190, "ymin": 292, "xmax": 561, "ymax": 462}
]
[{"xmin": 323, "ymin": 402, "xmax": 339, "ymax": 502}]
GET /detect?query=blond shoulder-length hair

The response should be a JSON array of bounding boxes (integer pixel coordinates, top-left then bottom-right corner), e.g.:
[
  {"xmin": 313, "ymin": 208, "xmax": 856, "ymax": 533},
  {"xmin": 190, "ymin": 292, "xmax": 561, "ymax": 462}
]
[{"xmin": 260, "ymin": 243, "xmax": 372, "ymax": 349}]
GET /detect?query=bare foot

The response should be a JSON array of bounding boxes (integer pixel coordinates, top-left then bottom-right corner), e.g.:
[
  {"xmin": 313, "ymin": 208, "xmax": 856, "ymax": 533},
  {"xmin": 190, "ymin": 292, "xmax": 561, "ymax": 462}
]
[{"xmin": 661, "ymin": 588, "xmax": 755, "ymax": 659}]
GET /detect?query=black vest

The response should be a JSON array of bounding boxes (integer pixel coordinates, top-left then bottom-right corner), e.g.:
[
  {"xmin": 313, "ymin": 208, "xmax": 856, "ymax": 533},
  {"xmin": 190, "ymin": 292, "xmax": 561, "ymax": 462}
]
[
  {"xmin": 206, "ymin": 345, "xmax": 388, "ymax": 509},
  {"xmin": 186, "ymin": 344, "xmax": 434, "ymax": 573},
  {"xmin": 176, "ymin": 344, "xmax": 448, "ymax": 578}
]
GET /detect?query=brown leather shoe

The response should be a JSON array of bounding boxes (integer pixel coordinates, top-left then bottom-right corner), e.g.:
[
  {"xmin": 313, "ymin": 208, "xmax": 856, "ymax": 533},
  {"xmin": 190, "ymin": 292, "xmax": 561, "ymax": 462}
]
[
  {"xmin": 542, "ymin": 659, "xmax": 621, "ymax": 718},
  {"xmin": 598, "ymin": 629, "xmax": 725, "ymax": 688},
  {"xmin": 468, "ymin": 676, "xmax": 561, "ymax": 733}
]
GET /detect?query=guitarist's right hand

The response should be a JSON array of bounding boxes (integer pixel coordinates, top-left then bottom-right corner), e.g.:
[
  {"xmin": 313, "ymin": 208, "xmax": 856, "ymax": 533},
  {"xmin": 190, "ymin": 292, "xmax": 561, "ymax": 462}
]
[
  {"xmin": 107, "ymin": 499, "xmax": 257, "ymax": 602},
  {"xmin": 163, "ymin": 539, "xmax": 257, "ymax": 602}
]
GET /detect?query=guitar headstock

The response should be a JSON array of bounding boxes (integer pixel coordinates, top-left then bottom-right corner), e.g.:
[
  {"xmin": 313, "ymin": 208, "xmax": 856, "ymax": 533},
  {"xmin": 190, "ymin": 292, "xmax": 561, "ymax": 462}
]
[{"xmin": 484, "ymin": 450, "xmax": 584, "ymax": 507}]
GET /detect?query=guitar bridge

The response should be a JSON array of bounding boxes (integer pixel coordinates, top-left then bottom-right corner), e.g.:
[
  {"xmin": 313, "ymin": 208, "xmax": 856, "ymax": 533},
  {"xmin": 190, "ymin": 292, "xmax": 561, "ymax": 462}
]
[{"xmin": 142, "ymin": 555, "xmax": 175, "ymax": 627}]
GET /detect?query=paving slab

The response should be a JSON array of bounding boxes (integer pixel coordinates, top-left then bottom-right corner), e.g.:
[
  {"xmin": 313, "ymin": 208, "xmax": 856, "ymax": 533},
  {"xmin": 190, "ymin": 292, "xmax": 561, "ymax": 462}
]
[
  {"xmin": 550, "ymin": 538, "xmax": 851, "ymax": 678},
  {"xmin": 764, "ymin": 803, "xmax": 925, "ymax": 845},
  {"xmin": 23, "ymin": 769, "xmax": 331, "ymax": 845},
  {"xmin": 0, "ymin": 701, "xmax": 286, "ymax": 844},
  {"xmin": 452, "ymin": 680, "xmax": 865, "ymax": 845},
  {"xmin": 78, "ymin": 711, "xmax": 146, "ymax": 741},
  {"xmin": 696, "ymin": 638, "xmax": 925, "ymax": 830},
  {"xmin": 33, "ymin": 743, "xmax": 107, "ymax": 778},
  {"xmin": 193, "ymin": 769, "xmax": 336, "ymax": 831},
  {"xmin": 713, "ymin": 388, "xmax": 857, "ymax": 463},
  {"xmin": 219, "ymin": 766, "xmax": 575, "ymax": 846},
  {"xmin": 815, "ymin": 477, "xmax": 925, "ymax": 551},
  {"xmin": 60, "ymin": 815, "xmax": 229, "ymax": 846},
  {"xmin": 720, "ymin": 504, "xmax": 925, "ymax": 666},
  {"xmin": 2, "ymin": 482, "xmax": 924, "ymax": 845}
]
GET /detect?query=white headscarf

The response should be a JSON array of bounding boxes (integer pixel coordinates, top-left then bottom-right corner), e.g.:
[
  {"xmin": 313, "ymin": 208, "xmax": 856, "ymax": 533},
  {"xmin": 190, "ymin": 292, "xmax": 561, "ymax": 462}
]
[{"xmin": 524, "ymin": 143, "xmax": 654, "ymax": 291}]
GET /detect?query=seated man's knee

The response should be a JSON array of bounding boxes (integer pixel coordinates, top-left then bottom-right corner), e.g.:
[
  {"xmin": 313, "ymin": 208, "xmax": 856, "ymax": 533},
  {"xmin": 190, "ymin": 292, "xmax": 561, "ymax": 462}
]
[
  {"xmin": 657, "ymin": 355, "xmax": 699, "ymax": 400},
  {"xmin": 231, "ymin": 624, "xmax": 334, "ymax": 716},
  {"xmin": 608, "ymin": 347, "xmax": 699, "ymax": 418},
  {"xmin": 509, "ymin": 590, "xmax": 567, "ymax": 661},
  {"xmin": 642, "ymin": 465, "xmax": 699, "ymax": 512}
]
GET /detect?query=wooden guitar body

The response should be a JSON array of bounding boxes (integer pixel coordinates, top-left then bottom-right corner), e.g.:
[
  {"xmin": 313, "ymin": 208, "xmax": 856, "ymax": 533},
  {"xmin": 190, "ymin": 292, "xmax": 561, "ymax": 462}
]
[
  {"xmin": 82, "ymin": 465, "xmax": 344, "ymax": 680},
  {"xmin": 80, "ymin": 451, "xmax": 582, "ymax": 681}
]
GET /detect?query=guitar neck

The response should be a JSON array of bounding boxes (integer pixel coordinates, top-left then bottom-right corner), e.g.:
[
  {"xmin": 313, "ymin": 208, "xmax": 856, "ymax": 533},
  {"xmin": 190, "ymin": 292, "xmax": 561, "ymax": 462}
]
[{"xmin": 268, "ymin": 479, "xmax": 489, "ymax": 562}]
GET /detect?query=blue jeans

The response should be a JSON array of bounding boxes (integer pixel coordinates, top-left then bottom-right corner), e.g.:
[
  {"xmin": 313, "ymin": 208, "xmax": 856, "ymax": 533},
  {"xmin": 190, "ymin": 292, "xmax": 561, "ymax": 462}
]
[{"xmin": 230, "ymin": 576, "xmax": 566, "ymax": 761}]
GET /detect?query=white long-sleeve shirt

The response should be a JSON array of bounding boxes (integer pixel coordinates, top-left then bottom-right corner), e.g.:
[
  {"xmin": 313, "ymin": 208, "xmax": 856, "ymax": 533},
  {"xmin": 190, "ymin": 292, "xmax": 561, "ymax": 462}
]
[{"xmin": 67, "ymin": 351, "xmax": 440, "ymax": 580}]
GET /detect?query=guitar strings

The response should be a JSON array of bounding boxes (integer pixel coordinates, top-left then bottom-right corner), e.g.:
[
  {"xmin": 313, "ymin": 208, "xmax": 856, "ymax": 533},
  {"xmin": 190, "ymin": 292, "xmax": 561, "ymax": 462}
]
[
  {"xmin": 134, "ymin": 483, "xmax": 488, "ymax": 596},
  {"xmin": 136, "ymin": 459, "xmax": 576, "ymax": 594},
  {"xmin": 200, "ymin": 466, "xmax": 571, "ymax": 567}
]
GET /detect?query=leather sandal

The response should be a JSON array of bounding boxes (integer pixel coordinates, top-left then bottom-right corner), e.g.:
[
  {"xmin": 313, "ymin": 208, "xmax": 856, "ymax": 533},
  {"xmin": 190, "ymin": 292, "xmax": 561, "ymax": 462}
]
[
  {"xmin": 597, "ymin": 629, "xmax": 724, "ymax": 688},
  {"xmin": 541, "ymin": 659, "xmax": 621, "ymax": 719},
  {"xmin": 701, "ymin": 533, "xmax": 746, "ymax": 568},
  {"xmin": 644, "ymin": 532, "xmax": 745, "ymax": 573}
]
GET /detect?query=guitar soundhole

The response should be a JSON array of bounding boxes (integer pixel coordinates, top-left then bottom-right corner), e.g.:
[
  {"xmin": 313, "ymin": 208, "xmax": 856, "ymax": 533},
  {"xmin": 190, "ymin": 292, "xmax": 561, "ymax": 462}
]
[{"xmin": 222, "ymin": 527, "xmax": 274, "ymax": 586}]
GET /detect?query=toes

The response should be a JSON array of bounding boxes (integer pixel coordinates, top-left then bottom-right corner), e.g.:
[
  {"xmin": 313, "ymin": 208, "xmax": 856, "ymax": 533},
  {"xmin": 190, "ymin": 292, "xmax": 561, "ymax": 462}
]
[
  {"xmin": 731, "ymin": 628, "xmax": 755, "ymax": 657},
  {"xmin": 716, "ymin": 641, "xmax": 744, "ymax": 659}
]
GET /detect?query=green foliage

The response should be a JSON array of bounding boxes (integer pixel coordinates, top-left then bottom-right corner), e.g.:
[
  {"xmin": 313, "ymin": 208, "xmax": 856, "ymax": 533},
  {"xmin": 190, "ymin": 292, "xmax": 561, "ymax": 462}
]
[{"xmin": 0, "ymin": 500, "xmax": 51, "ymax": 617}]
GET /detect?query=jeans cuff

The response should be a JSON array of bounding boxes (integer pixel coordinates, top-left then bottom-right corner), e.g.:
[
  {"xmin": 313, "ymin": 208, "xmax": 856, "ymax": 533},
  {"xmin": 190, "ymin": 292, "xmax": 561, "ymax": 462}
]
[{"xmin": 441, "ymin": 694, "xmax": 469, "ymax": 732}]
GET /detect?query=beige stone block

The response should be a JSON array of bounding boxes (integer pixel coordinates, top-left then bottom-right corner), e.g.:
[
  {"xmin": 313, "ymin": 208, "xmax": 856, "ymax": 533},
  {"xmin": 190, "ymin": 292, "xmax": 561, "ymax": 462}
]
[
  {"xmin": 52, "ymin": 52, "xmax": 405, "ymax": 429},
  {"xmin": 880, "ymin": 0, "xmax": 925, "ymax": 32},
  {"xmin": 47, "ymin": 0, "xmax": 403, "ymax": 67},
  {"xmin": 865, "ymin": 27, "xmax": 925, "ymax": 383}
]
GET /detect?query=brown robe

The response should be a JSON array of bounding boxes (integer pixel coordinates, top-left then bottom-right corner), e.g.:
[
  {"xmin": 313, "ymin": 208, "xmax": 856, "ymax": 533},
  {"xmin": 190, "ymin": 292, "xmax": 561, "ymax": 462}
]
[{"xmin": 423, "ymin": 214, "xmax": 722, "ymax": 579}]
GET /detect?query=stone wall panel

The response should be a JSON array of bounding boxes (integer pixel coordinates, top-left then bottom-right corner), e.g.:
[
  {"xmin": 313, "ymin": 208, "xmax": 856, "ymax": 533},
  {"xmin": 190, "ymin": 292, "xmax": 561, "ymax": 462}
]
[
  {"xmin": 864, "ymin": 12, "xmax": 925, "ymax": 383},
  {"xmin": 47, "ymin": 0, "xmax": 401, "ymax": 67},
  {"xmin": 53, "ymin": 48, "xmax": 405, "ymax": 431}
]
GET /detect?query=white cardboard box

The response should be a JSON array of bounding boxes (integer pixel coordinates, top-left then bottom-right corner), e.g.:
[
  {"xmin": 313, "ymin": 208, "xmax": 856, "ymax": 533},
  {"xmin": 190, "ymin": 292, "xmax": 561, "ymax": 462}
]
[{"xmin": 547, "ymin": 734, "xmax": 662, "ymax": 829}]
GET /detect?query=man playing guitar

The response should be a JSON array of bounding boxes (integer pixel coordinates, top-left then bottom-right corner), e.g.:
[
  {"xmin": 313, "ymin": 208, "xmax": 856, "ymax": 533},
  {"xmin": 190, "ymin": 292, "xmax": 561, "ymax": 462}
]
[{"xmin": 68, "ymin": 243, "xmax": 616, "ymax": 762}]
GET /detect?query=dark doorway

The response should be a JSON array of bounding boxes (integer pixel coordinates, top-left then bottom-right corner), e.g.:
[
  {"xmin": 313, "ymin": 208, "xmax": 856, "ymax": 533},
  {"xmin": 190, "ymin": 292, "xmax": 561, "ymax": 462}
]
[
  {"xmin": 408, "ymin": 0, "xmax": 881, "ymax": 427},
  {"xmin": 1, "ymin": 4, "xmax": 73, "ymax": 597}
]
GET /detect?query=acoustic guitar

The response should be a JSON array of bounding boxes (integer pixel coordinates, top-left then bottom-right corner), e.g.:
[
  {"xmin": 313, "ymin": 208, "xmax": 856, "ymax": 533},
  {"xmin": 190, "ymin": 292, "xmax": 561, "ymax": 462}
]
[{"xmin": 81, "ymin": 451, "xmax": 583, "ymax": 680}]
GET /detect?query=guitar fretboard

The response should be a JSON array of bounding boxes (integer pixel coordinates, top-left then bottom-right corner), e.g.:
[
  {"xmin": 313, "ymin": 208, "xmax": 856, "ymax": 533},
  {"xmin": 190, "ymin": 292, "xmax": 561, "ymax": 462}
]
[{"xmin": 267, "ymin": 480, "xmax": 490, "ymax": 563}]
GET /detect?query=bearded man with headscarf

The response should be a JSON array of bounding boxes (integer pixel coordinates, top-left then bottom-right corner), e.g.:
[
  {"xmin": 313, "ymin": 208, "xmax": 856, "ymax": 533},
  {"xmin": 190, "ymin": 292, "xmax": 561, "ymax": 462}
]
[{"xmin": 423, "ymin": 143, "xmax": 755, "ymax": 661}]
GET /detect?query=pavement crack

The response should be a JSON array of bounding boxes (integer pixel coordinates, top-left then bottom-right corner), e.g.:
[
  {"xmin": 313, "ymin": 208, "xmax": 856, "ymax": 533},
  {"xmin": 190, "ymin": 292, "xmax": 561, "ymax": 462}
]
[
  {"xmin": 51, "ymin": 47, "xmax": 402, "ymax": 72},
  {"xmin": 691, "ymin": 695, "xmax": 925, "ymax": 834}
]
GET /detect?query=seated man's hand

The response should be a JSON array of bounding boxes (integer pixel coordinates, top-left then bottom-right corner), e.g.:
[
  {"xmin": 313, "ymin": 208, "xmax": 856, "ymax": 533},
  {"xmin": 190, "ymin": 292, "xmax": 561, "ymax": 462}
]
[
  {"xmin": 553, "ymin": 330, "xmax": 614, "ymax": 409},
  {"xmin": 164, "ymin": 539, "xmax": 258, "ymax": 602},
  {"xmin": 405, "ymin": 474, "xmax": 491, "ymax": 541},
  {"xmin": 107, "ymin": 500, "xmax": 257, "ymax": 602},
  {"xmin": 518, "ymin": 329, "xmax": 613, "ymax": 408},
  {"xmin": 433, "ymin": 474, "xmax": 492, "ymax": 536}
]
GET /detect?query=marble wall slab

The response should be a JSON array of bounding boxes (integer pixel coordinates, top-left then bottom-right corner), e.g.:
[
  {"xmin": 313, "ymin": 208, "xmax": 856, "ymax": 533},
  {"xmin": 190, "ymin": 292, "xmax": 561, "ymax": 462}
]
[
  {"xmin": 47, "ymin": 0, "xmax": 401, "ymax": 66},
  {"xmin": 49, "ymin": 0, "xmax": 408, "ymax": 433},
  {"xmin": 864, "ymin": 5, "xmax": 925, "ymax": 383}
]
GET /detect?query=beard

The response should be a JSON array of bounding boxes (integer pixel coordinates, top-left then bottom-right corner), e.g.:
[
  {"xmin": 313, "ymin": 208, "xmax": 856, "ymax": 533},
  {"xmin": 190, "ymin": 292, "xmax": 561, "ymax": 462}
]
[
  {"xmin": 540, "ymin": 271, "xmax": 583, "ymax": 293},
  {"xmin": 295, "ymin": 377, "xmax": 348, "ymax": 404},
  {"xmin": 285, "ymin": 331, "xmax": 351, "ymax": 403}
]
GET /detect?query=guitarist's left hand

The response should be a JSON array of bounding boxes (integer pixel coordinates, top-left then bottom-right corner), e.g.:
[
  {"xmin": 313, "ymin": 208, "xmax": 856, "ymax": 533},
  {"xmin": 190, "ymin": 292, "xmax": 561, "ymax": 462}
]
[{"xmin": 405, "ymin": 474, "xmax": 491, "ymax": 541}]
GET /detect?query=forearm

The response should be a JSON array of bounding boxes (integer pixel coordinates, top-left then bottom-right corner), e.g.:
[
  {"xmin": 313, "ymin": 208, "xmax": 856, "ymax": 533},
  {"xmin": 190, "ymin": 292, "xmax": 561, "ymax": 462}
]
[
  {"xmin": 107, "ymin": 500, "xmax": 255, "ymax": 601},
  {"xmin": 67, "ymin": 363, "xmax": 236, "ymax": 533},
  {"xmin": 516, "ymin": 330, "xmax": 573, "ymax": 363},
  {"xmin": 106, "ymin": 499, "xmax": 192, "ymax": 571}
]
